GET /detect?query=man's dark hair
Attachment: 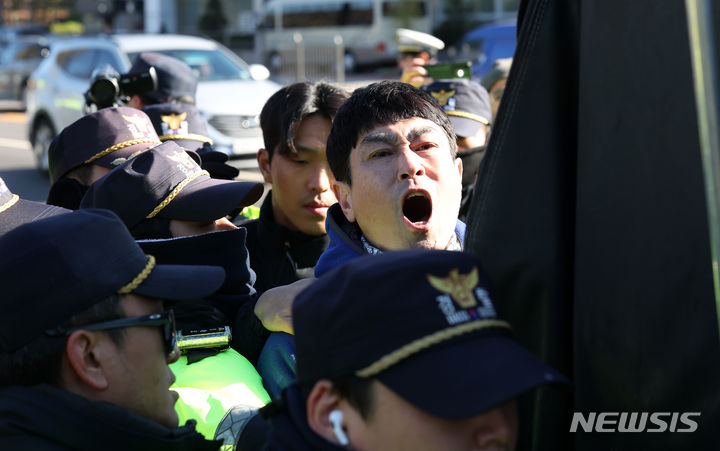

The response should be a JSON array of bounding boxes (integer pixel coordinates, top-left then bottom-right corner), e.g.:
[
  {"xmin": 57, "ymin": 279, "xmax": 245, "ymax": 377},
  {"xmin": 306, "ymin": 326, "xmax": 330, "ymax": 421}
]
[
  {"xmin": 0, "ymin": 294, "xmax": 126, "ymax": 387},
  {"xmin": 260, "ymin": 81, "xmax": 350, "ymax": 161},
  {"xmin": 326, "ymin": 80, "xmax": 457, "ymax": 184}
]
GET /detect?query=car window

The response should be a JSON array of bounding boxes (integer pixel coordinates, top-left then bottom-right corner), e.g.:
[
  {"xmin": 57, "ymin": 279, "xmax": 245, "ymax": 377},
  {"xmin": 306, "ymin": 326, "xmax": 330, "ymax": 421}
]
[
  {"xmin": 92, "ymin": 48, "xmax": 123, "ymax": 74},
  {"xmin": 15, "ymin": 44, "xmax": 43, "ymax": 61},
  {"xmin": 126, "ymin": 49, "xmax": 251, "ymax": 82},
  {"xmin": 57, "ymin": 49, "xmax": 97, "ymax": 79}
]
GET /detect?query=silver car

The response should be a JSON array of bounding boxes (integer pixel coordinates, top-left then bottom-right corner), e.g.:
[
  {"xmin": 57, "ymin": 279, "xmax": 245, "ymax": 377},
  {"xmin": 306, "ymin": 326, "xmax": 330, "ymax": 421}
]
[
  {"xmin": 26, "ymin": 33, "xmax": 280, "ymax": 172},
  {"xmin": 0, "ymin": 35, "xmax": 50, "ymax": 106}
]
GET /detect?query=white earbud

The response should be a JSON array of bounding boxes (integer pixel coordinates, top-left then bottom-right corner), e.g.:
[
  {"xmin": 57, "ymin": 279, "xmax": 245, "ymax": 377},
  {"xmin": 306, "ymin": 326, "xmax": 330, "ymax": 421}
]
[{"xmin": 329, "ymin": 409, "xmax": 349, "ymax": 446}]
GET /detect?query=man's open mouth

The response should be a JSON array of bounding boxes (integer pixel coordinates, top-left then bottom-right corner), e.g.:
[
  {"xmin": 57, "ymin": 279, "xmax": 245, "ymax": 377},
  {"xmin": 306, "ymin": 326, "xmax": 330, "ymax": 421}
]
[{"xmin": 402, "ymin": 191, "xmax": 432, "ymax": 224}]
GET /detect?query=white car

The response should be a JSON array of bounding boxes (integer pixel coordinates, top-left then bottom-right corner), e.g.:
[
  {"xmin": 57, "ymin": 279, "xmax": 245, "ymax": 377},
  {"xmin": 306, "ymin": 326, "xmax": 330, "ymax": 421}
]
[{"xmin": 26, "ymin": 33, "xmax": 281, "ymax": 172}]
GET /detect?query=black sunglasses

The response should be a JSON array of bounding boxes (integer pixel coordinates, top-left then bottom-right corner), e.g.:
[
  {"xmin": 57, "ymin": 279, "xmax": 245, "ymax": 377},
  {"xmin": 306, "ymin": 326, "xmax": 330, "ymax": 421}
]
[{"xmin": 46, "ymin": 310, "xmax": 177, "ymax": 356}]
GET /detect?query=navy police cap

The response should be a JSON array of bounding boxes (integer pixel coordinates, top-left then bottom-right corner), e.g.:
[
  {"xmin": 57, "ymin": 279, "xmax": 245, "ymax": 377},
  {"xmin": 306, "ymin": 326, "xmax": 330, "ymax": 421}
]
[
  {"xmin": 0, "ymin": 208, "xmax": 226, "ymax": 352},
  {"xmin": 422, "ymin": 79, "xmax": 492, "ymax": 137},
  {"xmin": 293, "ymin": 249, "xmax": 567, "ymax": 419},
  {"xmin": 130, "ymin": 52, "xmax": 197, "ymax": 103},
  {"xmin": 48, "ymin": 107, "xmax": 161, "ymax": 183},
  {"xmin": 79, "ymin": 141, "xmax": 263, "ymax": 228}
]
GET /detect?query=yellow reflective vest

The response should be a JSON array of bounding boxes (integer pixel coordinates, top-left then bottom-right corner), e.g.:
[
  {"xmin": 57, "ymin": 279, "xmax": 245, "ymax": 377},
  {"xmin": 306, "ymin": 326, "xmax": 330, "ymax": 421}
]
[{"xmin": 170, "ymin": 348, "xmax": 270, "ymax": 441}]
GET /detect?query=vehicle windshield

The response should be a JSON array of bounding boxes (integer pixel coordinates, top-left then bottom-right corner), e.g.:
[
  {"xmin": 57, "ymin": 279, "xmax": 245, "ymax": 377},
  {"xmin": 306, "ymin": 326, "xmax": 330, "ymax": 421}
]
[{"xmin": 126, "ymin": 49, "xmax": 251, "ymax": 82}]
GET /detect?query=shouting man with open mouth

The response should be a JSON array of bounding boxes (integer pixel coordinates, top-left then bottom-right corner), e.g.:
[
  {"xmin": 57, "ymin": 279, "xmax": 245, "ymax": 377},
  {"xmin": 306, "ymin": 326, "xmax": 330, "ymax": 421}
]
[
  {"xmin": 316, "ymin": 80, "xmax": 465, "ymax": 274},
  {"xmin": 256, "ymin": 80, "xmax": 466, "ymax": 400}
]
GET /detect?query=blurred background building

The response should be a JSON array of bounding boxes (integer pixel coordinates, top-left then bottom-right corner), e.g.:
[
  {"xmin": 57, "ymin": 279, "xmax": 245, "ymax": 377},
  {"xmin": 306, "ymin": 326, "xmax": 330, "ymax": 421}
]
[{"xmin": 0, "ymin": 0, "xmax": 519, "ymax": 64}]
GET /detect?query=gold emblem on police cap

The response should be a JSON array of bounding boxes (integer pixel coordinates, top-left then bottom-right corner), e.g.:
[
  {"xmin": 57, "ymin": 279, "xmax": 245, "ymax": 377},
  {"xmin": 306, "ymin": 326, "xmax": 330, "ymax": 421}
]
[
  {"xmin": 166, "ymin": 149, "xmax": 197, "ymax": 170},
  {"xmin": 161, "ymin": 112, "xmax": 187, "ymax": 131},
  {"xmin": 431, "ymin": 89, "xmax": 455, "ymax": 107},
  {"xmin": 427, "ymin": 267, "xmax": 479, "ymax": 308}
]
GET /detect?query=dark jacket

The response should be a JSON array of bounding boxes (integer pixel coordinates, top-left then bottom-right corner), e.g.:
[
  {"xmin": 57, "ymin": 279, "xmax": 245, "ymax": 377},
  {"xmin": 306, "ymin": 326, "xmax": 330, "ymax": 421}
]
[
  {"xmin": 315, "ymin": 204, "xmax": 467, "ymax": 277},
  {"xmin": 244, "ymin": 193, "xmax": 329, "ymax": 294},
  {"xmin": 0, "ymin": 384, "xmax": 219, "ymax": 450},
  {"xmin": 264, "ymin": 384, "xmax": 346, "ymax": 451},
  {"xmin": 239, "ymin": 194, "xmax": 329, "ymax": 364}
]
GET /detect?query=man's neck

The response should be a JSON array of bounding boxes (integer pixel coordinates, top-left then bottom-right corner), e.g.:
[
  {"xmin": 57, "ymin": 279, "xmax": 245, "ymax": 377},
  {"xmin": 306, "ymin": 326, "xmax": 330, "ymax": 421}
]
[{"xmin": 361, "ymin": 232, "xmax": 462, "ymax": 254}]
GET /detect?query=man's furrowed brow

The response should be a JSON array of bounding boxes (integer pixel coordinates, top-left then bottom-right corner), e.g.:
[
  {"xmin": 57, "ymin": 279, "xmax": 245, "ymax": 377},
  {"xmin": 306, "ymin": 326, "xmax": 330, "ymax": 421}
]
[
  {"xmin": 406, "ymin": 126, "xmax": 437, "ymax": 142},
  {"xmin": 359, "ymin": 131, "xmax": 397, "ymax": 146}
]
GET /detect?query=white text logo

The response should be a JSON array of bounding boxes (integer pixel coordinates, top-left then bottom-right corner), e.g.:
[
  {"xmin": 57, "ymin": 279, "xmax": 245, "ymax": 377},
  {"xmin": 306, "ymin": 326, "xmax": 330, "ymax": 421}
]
[{"xmin": 570, "ymin": 412, "xmax": 700, "ymax": 433}]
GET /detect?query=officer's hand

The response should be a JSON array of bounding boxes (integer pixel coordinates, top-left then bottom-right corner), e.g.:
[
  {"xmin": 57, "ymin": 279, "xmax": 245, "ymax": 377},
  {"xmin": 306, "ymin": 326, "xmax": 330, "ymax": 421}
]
[
  {"xmin": 255, "ymin": 278, "xmax": 315, "ymax": 334},
  {"xmin": 197, "ymin": 142, "xmax": 240, "ymax": 180},
  {"xmin": 400, "ymin": 57, "xmax": 431, "ymax": 88}
]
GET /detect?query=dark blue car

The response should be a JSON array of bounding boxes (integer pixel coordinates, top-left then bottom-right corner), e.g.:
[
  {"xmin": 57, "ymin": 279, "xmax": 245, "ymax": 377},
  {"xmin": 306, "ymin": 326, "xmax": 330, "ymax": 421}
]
[{"xmin": 458, "ymin": 19, "xmax": 517, "ymax": 78}]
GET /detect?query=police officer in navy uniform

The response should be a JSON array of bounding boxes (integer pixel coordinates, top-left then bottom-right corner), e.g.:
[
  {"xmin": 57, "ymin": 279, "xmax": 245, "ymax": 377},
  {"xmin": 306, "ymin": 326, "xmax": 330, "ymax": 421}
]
[
  {"xmin": 126, "ymin": 52, "xmax": 198, "ymax": 109},
  {"xmin": 46, "ymin": 107, "xmax": 162, "ymax": 210},
  {"xmin": 260, "ymin": 250, "xmax": 567, "ymax": 450},
  {"xmin": 79, "ymin": 143, "xmax": 275, "ymax": 443},
  {"xmin": 0, "ymin": 208, "xmax": 225, "ymax": 450},
  {"xmin": 128, "ymin": 52, "xmax": 239, "ymax": 181}
]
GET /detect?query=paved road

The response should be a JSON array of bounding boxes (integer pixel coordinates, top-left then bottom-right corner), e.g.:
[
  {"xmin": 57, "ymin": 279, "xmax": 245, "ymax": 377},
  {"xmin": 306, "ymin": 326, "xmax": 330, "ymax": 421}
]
[{"xmin": 0, "ymin": 101, "xmax": 265, "ymax": 203}]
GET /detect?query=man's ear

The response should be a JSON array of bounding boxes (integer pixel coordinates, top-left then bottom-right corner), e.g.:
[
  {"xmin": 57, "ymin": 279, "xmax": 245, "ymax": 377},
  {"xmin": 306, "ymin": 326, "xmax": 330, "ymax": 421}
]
[
  {"xmin": 64, "ymin": 330, "xmax": 111, "ymax": 391},
  {"xmin": 257, "ymin": 148, "xmax": 273, "ymax": 184},
  {"xmin": 455, "ymin": 155, "xmax": 463, "ymax": 178},
  {"xmin": 332, "ymin": 181, "xmax": 356, "ymax": 223},
  {"xmin": 307, "ymin": 380, "xmax": 345, "ymax": 444}
]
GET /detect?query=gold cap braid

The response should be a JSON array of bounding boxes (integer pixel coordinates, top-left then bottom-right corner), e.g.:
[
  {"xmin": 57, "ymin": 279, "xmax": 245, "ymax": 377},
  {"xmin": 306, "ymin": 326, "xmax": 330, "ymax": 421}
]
[
  {"xmin": 118, "ymin": 255, "xmax": 156, "ymax": 294},
  {"xmin": 84, "ymin": 138, "xmax": 161, "ymax": 165},
  {"xmin": 355, "ymin": 319, "xmax": 511, "ymax": 378},
  {"xmin": 0, "ymin": 194, "xmax": 19, "ymax": 213},
  {"xmin": 445, "ymin": 110, "xmax": 490, "ymax": 125},
  {"xmin": 146, "ymin": 170, "xmax": 209, "ymax": 219}
]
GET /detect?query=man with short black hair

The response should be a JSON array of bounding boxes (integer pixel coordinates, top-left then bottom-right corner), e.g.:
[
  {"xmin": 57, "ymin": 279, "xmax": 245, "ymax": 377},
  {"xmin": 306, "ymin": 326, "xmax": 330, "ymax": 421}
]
[
  {"xmin": 320, "ymin": 80, "xmax": 465, "ymax": 272},
  {"xmin": 262, "ymin": 250, "xmax": 566, "ymax": 450},
  {"xmin": 0, "ymin": 208, "xmax": 225, "ymax": 449},
  {"xmin": 245, "ymin": 81, "xmax": 349, "ymax": 398},
  {"xmin": 257, "ymin": 80, "xmax": 467, "ymax": 399},
  {"xmin": 248, "ymin": 81, "xmax": 349, "ymax": 294}
]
